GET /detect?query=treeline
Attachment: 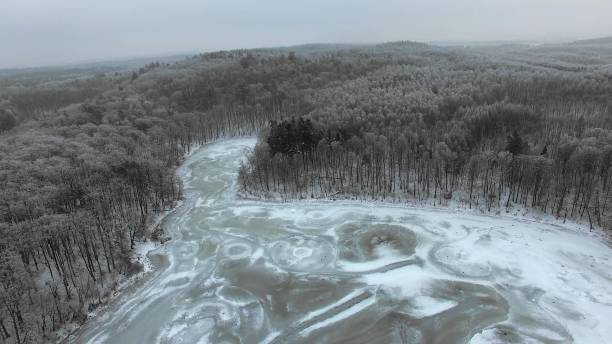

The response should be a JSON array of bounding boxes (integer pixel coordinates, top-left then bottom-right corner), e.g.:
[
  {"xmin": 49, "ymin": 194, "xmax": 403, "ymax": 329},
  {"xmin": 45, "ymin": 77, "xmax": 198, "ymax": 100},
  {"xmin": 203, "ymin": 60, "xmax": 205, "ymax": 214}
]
[
  {"xmin": 0, "ymin": 126, "xmax": 181, "ymax": 343},
  {"xmin": 239, "ymin": 59, "xmax": 612, "ymax": 230}
]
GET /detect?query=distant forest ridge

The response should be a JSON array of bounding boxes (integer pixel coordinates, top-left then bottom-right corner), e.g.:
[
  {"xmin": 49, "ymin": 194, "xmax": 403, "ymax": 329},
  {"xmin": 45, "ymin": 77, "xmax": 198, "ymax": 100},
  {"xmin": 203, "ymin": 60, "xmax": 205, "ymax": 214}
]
[
  {"xmin": 2, "ymin": 35, "xmax": 612, "ymax": 81},
  {"xmin": 570, "ymin": 36, "xmax": 612, "ymax": 45}
]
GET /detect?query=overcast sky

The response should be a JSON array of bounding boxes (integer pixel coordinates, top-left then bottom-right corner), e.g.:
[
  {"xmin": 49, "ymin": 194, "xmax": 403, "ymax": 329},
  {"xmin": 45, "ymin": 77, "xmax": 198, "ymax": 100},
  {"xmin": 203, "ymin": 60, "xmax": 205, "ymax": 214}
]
[{"xmin": 1, "ymin": 0, "xmax": 611, "ymax": 69}]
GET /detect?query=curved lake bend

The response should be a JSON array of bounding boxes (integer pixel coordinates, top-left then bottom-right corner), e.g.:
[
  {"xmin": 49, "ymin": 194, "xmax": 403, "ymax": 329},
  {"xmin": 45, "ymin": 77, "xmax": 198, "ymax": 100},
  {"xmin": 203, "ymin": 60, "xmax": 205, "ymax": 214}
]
[{"xmin": 71, "ymin": 138, "xmax": 612, "ymax": 344}]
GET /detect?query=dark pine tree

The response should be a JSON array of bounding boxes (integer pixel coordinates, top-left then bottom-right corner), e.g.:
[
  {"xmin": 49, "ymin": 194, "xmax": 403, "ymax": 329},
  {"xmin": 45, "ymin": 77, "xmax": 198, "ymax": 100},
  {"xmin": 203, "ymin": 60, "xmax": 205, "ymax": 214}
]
[
  {"xmin": 0, "ymin": 109, "xmax": 16, "ymax": 132},
  {"xmin": 506, "ymin": 130, "xmax": 524, "ymax": 155}
]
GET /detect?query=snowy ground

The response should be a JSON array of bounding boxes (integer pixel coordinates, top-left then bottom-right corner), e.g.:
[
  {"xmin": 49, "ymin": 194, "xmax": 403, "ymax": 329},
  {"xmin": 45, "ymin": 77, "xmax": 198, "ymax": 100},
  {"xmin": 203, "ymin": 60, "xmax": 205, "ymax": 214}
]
[{"xmin": 70, "ymin": 139, "xmax": 612, "ymax": 344}]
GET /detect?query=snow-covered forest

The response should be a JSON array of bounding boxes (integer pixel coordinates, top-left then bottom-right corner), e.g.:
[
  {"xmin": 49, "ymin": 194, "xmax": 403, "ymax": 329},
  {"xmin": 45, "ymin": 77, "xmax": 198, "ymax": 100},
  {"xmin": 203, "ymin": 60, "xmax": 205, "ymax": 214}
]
[
  {"xmin": 239, "ymin": 42, "xmax": 612, "ymax": 226},
  {"xmin": 1, "ymin": 40, "xmax": 612, "ymax": 342}
]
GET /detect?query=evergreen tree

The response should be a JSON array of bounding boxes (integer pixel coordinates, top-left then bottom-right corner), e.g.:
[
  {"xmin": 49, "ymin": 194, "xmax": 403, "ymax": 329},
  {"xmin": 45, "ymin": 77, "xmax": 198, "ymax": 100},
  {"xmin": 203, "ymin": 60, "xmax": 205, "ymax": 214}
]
[
  {"xmin": 0, "ymin": 109, "xmax": 16, "ymax": 132},
  {"xmin": 506, "ymin": 131, "xmax": 524, "ymax": 155}
]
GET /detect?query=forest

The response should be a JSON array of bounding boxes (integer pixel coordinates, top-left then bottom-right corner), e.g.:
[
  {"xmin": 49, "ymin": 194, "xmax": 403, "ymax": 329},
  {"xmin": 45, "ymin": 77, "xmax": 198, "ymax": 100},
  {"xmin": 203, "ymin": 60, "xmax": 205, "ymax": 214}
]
[
  {"xmin": 1, "ymin": 40, "xmax": 612, "ymax": 342},
  {"xmin": 239, "ymin": 43, "xmax": 612, "ymax": 230}
]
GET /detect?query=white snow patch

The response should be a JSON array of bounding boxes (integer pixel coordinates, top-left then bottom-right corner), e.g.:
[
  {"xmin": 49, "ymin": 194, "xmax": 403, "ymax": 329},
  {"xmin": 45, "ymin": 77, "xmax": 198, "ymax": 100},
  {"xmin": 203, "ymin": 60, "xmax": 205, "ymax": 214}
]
[
  {"xmin": 337, "ymin": 245, "xmax": 413, "ymax": 272},
  {"xmin": 132, "ymin": 240, "xmax": 159, "ymax": 273},
  {"xmin": 300, "ymin": 289, "xmax": 366, "ymax": 320},
  {"xmin": 400, "ymin": 295, "xmax": 458, "ymax": 318},
  {"xmin": 301, "ymin": 296, "xmax": 376, "ymax": 336}
]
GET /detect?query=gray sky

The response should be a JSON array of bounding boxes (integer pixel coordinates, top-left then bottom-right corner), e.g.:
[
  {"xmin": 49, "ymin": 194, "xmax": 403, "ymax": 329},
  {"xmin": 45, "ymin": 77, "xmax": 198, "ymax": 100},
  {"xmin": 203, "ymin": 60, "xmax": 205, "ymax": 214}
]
[{"xmin": 1, "ymin": 0, "xmax": 611, "ymax": 69}]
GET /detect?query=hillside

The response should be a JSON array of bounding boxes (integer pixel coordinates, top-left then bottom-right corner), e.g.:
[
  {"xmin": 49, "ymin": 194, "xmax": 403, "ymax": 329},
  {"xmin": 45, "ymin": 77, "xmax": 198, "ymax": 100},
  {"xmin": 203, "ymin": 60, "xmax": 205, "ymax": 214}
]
[{"xmin": 238, "ymin": 43, "xmax": 612, "ymax": 234}]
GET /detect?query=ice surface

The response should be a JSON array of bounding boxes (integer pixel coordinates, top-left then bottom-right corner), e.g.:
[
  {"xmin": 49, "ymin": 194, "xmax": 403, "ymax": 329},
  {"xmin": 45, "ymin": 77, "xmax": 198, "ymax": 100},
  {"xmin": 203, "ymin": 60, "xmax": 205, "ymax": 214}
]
[{"xmin": 70, "ymin": 139, "xmax": 612, "ymax": 344}]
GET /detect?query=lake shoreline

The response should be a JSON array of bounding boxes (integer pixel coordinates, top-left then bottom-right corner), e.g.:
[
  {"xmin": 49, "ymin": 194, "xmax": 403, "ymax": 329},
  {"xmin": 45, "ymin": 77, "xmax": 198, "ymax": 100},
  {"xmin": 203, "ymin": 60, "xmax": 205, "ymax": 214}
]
[{"xmin": 64, "ymin": 139, "xmax": 612, "ymax": 343}]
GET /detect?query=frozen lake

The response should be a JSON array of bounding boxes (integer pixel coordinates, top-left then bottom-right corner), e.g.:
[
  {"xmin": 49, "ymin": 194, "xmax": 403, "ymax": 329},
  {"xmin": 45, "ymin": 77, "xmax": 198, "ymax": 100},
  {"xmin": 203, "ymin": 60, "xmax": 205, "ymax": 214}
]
[{"xmin": 72, "ymin": 139, "xmax": 612, "ymax": 344}]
